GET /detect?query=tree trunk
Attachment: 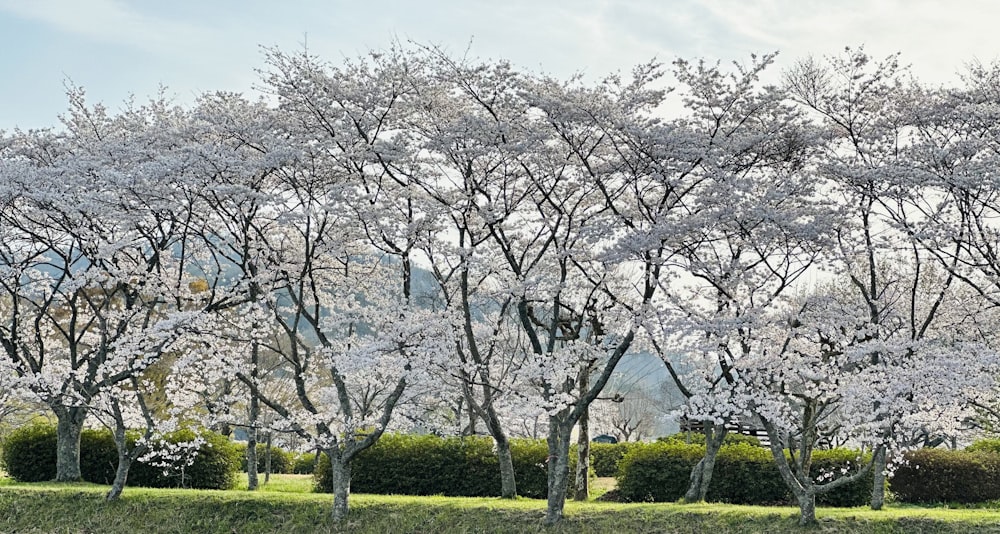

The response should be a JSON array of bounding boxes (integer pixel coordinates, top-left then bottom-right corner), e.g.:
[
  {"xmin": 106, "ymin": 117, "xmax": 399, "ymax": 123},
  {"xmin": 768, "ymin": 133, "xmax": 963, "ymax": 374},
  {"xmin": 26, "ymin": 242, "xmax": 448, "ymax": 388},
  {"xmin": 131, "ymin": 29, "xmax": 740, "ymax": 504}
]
[
  {"xmin": 574, "ymin": 406, "xmax": 590, "ymax": 501},
  {"xmin": 106, "ymin": 424, "xmax": 132, "ymax": 501},
  {"xmin": 55, "ymin": 407, "xmax": 87, "ymax": 482},
  {"xmin": 870, "ymin": 445, "xmax": 886, "ymax": 510},
  {"xmin": 796, "ymin": 490, "xmax": 817, "ymax": 526},
  {"xmin": 496, "ymin": 435, "xmax": 517, "ymax": 499},
  {"xmin": 264, "ymin": 432, "xmax": 272, "ymax": 484},
  {"xmin": 544, "ymin": 422, "xmax": 572, "ymax": 525},
  {"xmin": 683, "ymin": 423, "xmax": 726, "ymax": 502},
  {"xmin": 247, "ymin": 341, "xmax": 261, "ymax": 491},
  {"xmin": 481, "ymin": 396, "xmax": 518, "ymax": 499},
  {"xmin": 106, "ymin": 455, "xmax": 131, "ymax": 500},
  {"xmin": 246, "ymin": 427, "xmax": 258, "ymax": 491},
  {"xmin": 329, "ymin": 451, "xmax": 352, "ymax": 522}
]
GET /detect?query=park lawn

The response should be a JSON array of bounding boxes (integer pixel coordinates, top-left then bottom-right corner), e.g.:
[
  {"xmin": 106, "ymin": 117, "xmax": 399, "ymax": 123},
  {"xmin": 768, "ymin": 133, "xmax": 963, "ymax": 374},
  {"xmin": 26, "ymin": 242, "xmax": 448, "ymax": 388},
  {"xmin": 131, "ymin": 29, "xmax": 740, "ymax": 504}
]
[
  {"xmin": 3, "ymin": 476, "xmax": 1000, "ymax": 533},
  {"xmin": 233, "ymin": 472, "xmax": 316, "ymax": 493}
]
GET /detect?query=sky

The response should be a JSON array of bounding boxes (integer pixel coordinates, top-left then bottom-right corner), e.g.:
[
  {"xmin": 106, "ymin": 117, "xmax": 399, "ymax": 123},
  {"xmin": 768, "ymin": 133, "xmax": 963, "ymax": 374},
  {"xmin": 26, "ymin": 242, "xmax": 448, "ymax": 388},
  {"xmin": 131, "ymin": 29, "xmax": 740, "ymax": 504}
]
[{"xmin": 1, "ymin": 0, "xmax": 999, "ymax": 131}]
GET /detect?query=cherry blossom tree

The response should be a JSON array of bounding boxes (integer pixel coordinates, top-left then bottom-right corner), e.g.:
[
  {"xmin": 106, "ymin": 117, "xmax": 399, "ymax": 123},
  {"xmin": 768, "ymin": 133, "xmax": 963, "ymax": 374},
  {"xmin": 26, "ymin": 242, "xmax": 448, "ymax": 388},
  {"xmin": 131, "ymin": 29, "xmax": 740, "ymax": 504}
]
[
  {"xmin": 0, "ymin": 90, "xmax": 209, "ymax": 482},
  {"xmin": 500, "ymin": 60, "xmax": 688, "ymax": 523},
  {"xmin": 736, "ymin": 283, "xmax": 996, "ymax": 525},
  {"xmin": 407, "ymin": 49, "xmax": 550, "ymax": 499},
  {"xmin": 175, "ymin": 45, "xmax": 454, "ymax": 521},
  {"xmin": 624, "ymin": 52, "xmax": 833, "ymax": 503},
  {"xmin": 782, "ymin": 47, "xmax": 983, "ymax": 509}
]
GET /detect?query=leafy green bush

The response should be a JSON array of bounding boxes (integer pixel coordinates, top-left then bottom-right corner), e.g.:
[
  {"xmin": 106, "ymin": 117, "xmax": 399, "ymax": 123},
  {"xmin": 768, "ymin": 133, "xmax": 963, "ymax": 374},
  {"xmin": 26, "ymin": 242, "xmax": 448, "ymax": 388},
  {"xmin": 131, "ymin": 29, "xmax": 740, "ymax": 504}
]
[
  {"xmin": 509, "ymin": 437, "xmax": 581, "ymax": 499},
  {"xmin": 710, "ymin": 443, "xmax": 786, "ymax": 504},
  {"xmin": 116, "ymin": 429, "xmax": 241, "ymax": 490},
  {"xmin": 315, "ymin": 434, "xmax": 578, "ymax": 498},
  {"xmin": 658, "ymin": 432, "xmax": 763, "ymax": 447},
  {"xmin": 1, "ymin": 423, "xmax": 239, "ymax": 490},
  {"xmin": 590, "ymin": 442, "xmax": 642, "ymax": 477},
  {"xmin": 966, "ymin": 439, "xmax": 1000, "ymax": 454},
  {"xmin": 236, "ymin": 442, "xmax": 292, "ymax": 474},
  {"xmin": 616, "ymin": 441, "xmax": 871, "ymax": 506},
  {"xmin": 891, "ymin": 449, "xmax": 1000, "ymax": 503},
  {"xmin": 811, "ymin": 448, "xmax": 874, "ymax": 507},
  {"xmin": 615, "ymin": 441, "xmax": 703, "ymax": 502},
  {"xmin": 291, "ymin": 452, "xmax": 317, "ymax": 474},
  {"xmin": 1, "ymin": 423, "xmax": 57, "ymax": 482},
  {"xmin": 79, "ymin": 428, "xmax": 117, "ymax": 484}
]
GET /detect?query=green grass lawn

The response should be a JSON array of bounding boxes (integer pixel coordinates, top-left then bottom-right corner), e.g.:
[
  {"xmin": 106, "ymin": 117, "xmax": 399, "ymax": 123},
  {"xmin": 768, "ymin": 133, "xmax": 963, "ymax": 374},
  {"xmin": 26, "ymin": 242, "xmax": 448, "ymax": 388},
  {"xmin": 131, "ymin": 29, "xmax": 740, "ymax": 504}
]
[{"xmin": 3, "ymin": 474, "xmax": 1000, "ymax": 533}]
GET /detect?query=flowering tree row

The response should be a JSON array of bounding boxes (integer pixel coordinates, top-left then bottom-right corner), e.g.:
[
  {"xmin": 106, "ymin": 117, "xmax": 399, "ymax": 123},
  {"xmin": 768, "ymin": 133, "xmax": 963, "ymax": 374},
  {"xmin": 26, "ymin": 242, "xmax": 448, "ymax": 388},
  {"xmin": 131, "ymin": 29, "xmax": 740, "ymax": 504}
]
[{"xmin": 2, "ymin": 45, "xmax": 1000, "ymax": 525}]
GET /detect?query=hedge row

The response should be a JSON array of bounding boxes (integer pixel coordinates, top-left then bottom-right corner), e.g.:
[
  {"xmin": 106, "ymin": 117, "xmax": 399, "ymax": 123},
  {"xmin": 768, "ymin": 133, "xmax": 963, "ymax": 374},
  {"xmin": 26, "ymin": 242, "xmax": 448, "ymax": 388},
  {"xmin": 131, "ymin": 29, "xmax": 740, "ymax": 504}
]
[
  {"xmin": 1, "ymin": 423, "xmax": 241, "ymax": 489},
  {"xmin": 590, "ymin": 442, "xmax": 642, "ymax": 477},
  {"xmin": 235, "ymin": 442, "xmax": 293, "ymax": 474},
  {"xmin": 315, "ymin": 434, "xmax": 579, "ymax": 499},
  {"xmin": 291, "ymin": 452, "xmax": 317, "ymax": 474},
  {"xmin": 591, "ymin": 434, "xmax": 764, "ymax": 478},
  {"xmin": 657, "ymin": 432, "xmax": 763, "ymax": 447},
  {"xmin": 615, "ymin": 441, "xmax": 872, "ymax": 506},
  {"xmin": 892, "ymin": 447, "xmax": 1000, "ymax": 504}
]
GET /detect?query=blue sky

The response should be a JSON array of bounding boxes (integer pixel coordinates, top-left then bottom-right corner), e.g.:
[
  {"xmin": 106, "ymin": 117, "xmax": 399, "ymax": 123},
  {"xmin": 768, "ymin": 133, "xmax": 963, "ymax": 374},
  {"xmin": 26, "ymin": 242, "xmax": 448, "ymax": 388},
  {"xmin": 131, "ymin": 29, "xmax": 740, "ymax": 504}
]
[{"xmin": 2, "ymin": 0, "xmax": 999, "ymax": 130}]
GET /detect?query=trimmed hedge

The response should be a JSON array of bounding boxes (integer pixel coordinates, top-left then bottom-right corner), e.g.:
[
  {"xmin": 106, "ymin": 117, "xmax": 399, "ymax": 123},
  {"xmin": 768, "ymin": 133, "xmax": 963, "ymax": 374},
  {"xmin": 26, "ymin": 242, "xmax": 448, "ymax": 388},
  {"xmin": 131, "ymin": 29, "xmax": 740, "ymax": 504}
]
[
  {"xmin": 657, "ymin": 432, "xmax": 763, "ymax": 447},
  {"xmin": 236, "ymin": 443, "xmax": 292, "ymax": 474},
  {"xmin": 1, "ymin": 424, "xmax": 240, "ymax": 490},
  {"xmin": 891, "ymin": 448, "xmax": 1000, "ymax": 504},
  {"xmin": 966, "ymin": 439, "xmax": 1000, "ymax": 454},
  {"xmin": 128, "ymin": 429, "xmax": 241, "ymax": 489},
  {"xmin": 1, "ymin": 423, "xmax": 57, "ymax": 482},
  {"xmin": 616, "ymin": 441, "xmax": 871, "ymax": 506},
  {"xmin": 291, "ymin": 452, "xmax": 317, "ymax": 474},
  {"xmin": 79, "ymin": 428, "xmax": 118, "ymax": 484},
  {"xmin": 315, "ymin": 434, "xmax": 578, "ymax": 499},
  {"xmin": 591, "ymin": 442, "xmax": 643, "ymax": 477},
  {"xmin": 615, "ymin": 441, "xmax": 704, "ymax": 502}
]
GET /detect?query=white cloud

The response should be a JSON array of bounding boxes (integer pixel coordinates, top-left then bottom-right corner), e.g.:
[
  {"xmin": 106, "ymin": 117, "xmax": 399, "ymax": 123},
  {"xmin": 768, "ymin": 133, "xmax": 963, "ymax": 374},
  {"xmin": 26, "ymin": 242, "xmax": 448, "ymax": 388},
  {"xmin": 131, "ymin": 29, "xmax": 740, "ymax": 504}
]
[
  {"xmin": 696, "ymin": 0, "xmax": 1000, "ymax": 84},
  {"xmin": 0, "ymin": 0, "xmax": 215, "ymax": 56}
]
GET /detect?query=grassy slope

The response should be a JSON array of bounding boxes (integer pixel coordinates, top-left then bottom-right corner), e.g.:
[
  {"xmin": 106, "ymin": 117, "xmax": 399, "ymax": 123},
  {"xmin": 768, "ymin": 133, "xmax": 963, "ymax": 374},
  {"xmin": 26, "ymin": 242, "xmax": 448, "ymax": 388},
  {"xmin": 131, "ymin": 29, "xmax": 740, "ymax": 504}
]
[{"xmin": 2, "ymin": 475, "xmax": 1000, "ymax": 533}]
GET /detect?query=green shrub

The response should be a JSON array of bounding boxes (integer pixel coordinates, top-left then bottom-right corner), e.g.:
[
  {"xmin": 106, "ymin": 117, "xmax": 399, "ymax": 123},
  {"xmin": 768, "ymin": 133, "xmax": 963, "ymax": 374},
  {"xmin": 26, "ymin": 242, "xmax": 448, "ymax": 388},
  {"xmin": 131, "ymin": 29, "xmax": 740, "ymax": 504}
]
[
  {"xmin": 79, "ymin": 428, "xmax": 117, "ymax": 485},
  {"xmin": 355, "ymin": 434, "xmax": 500, "ymax": 497},
  {"xmin": 291, "ymin": 452, "xmax": 317, "ymax": 474},
  {"xmin": 616, "ymin": 441, "xmax": 871, "ymax": 506},
  {"xmin": 616, "ymin": 441, "xmax": 703, "ymax": 502},
  {"xmin": 710, "ymin": 443, "xmax": 786, "ymax": 504},
  {"xmin": 811, "ymin": 448, "xmax": 874, "ymax": 507},
  {"xmin": 119, "ymin": 429, "xmax": 241, "ymax": 490},
  {"xmin": 891, "ymin": 448, "xmax": 1000, "ymax": 503},
  {"xmin": 236, "ymin": 443, "xmax": 292, "ymax": 474},
  {"xmin": 1, "ymin": 423, "xmax": 56, "ymax": 482},
  {"xmin": 966, "ymin": 439, "xmax": 1000, "ymax": 454},
  {"xmin": 590, "ymin": 442, "xmax": 642, "ymax": 477},
  {"xmin": 658, "ymin": 432, "xmax": 763, "ymax": 447},
  {"xmin": 1, "ymin": 424, "xmax": 239, "ymax": 490},
  {"xmin": 509, "ymin": 438, "xmax": 580, "ymax": 499},
  {"xmin": 315, "ymin": 434, "xmax": 578, "ymax": 498}
]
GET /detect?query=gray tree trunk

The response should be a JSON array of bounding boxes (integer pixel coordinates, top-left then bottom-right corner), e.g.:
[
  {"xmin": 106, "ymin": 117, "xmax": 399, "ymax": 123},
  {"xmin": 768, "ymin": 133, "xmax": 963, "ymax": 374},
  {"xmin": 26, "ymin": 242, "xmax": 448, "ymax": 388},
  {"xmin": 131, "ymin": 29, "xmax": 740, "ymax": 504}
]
[
  {"xmin": 480, "ymin": 397, "xmax": 518, "ymax": 499},
  {"xmin": 247, "ymin": 342, "xmax": 261, "ymax": 491},
  {"xmin": 684, "ymin": 423, "xmax": 726, "ymax": 502},
  {"xmin": 329, "ymin": 451, "xmax": 351, "ymax": 522},
  {"xmin": 106, "ymin": 454, "xmax": 131, "ymax": 501},
  {"xmin": 246, "ymin": 427, "xmax": 259, "ymax": 491},
  {"xmin": 55, "ymin": 407, "xmax": 87, "ymax": 482},
  {"xmin": 106, "ymin": 423, "xmax": 131, "ymax": 500},
  {"xmin": 544, "ymin": 423, "xmax": 573, "ymax": 525},
  {"xmin": 264, "ymin": 432, "xmax": 272, "ymax": 484},
  {"xmin": 574, "ymin": 405, "xmax": 590, "ymax": 501},
  {"xmin": 796, "ymin": 490, "xmax": 817, "ymax": 526},
  {"xmin": 496, "ymin": 436, "xmax": 517, "ymax": 499},
  {"xmin": 870, "ymin": 445, "xmax": 886, "ymax": 510}
]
